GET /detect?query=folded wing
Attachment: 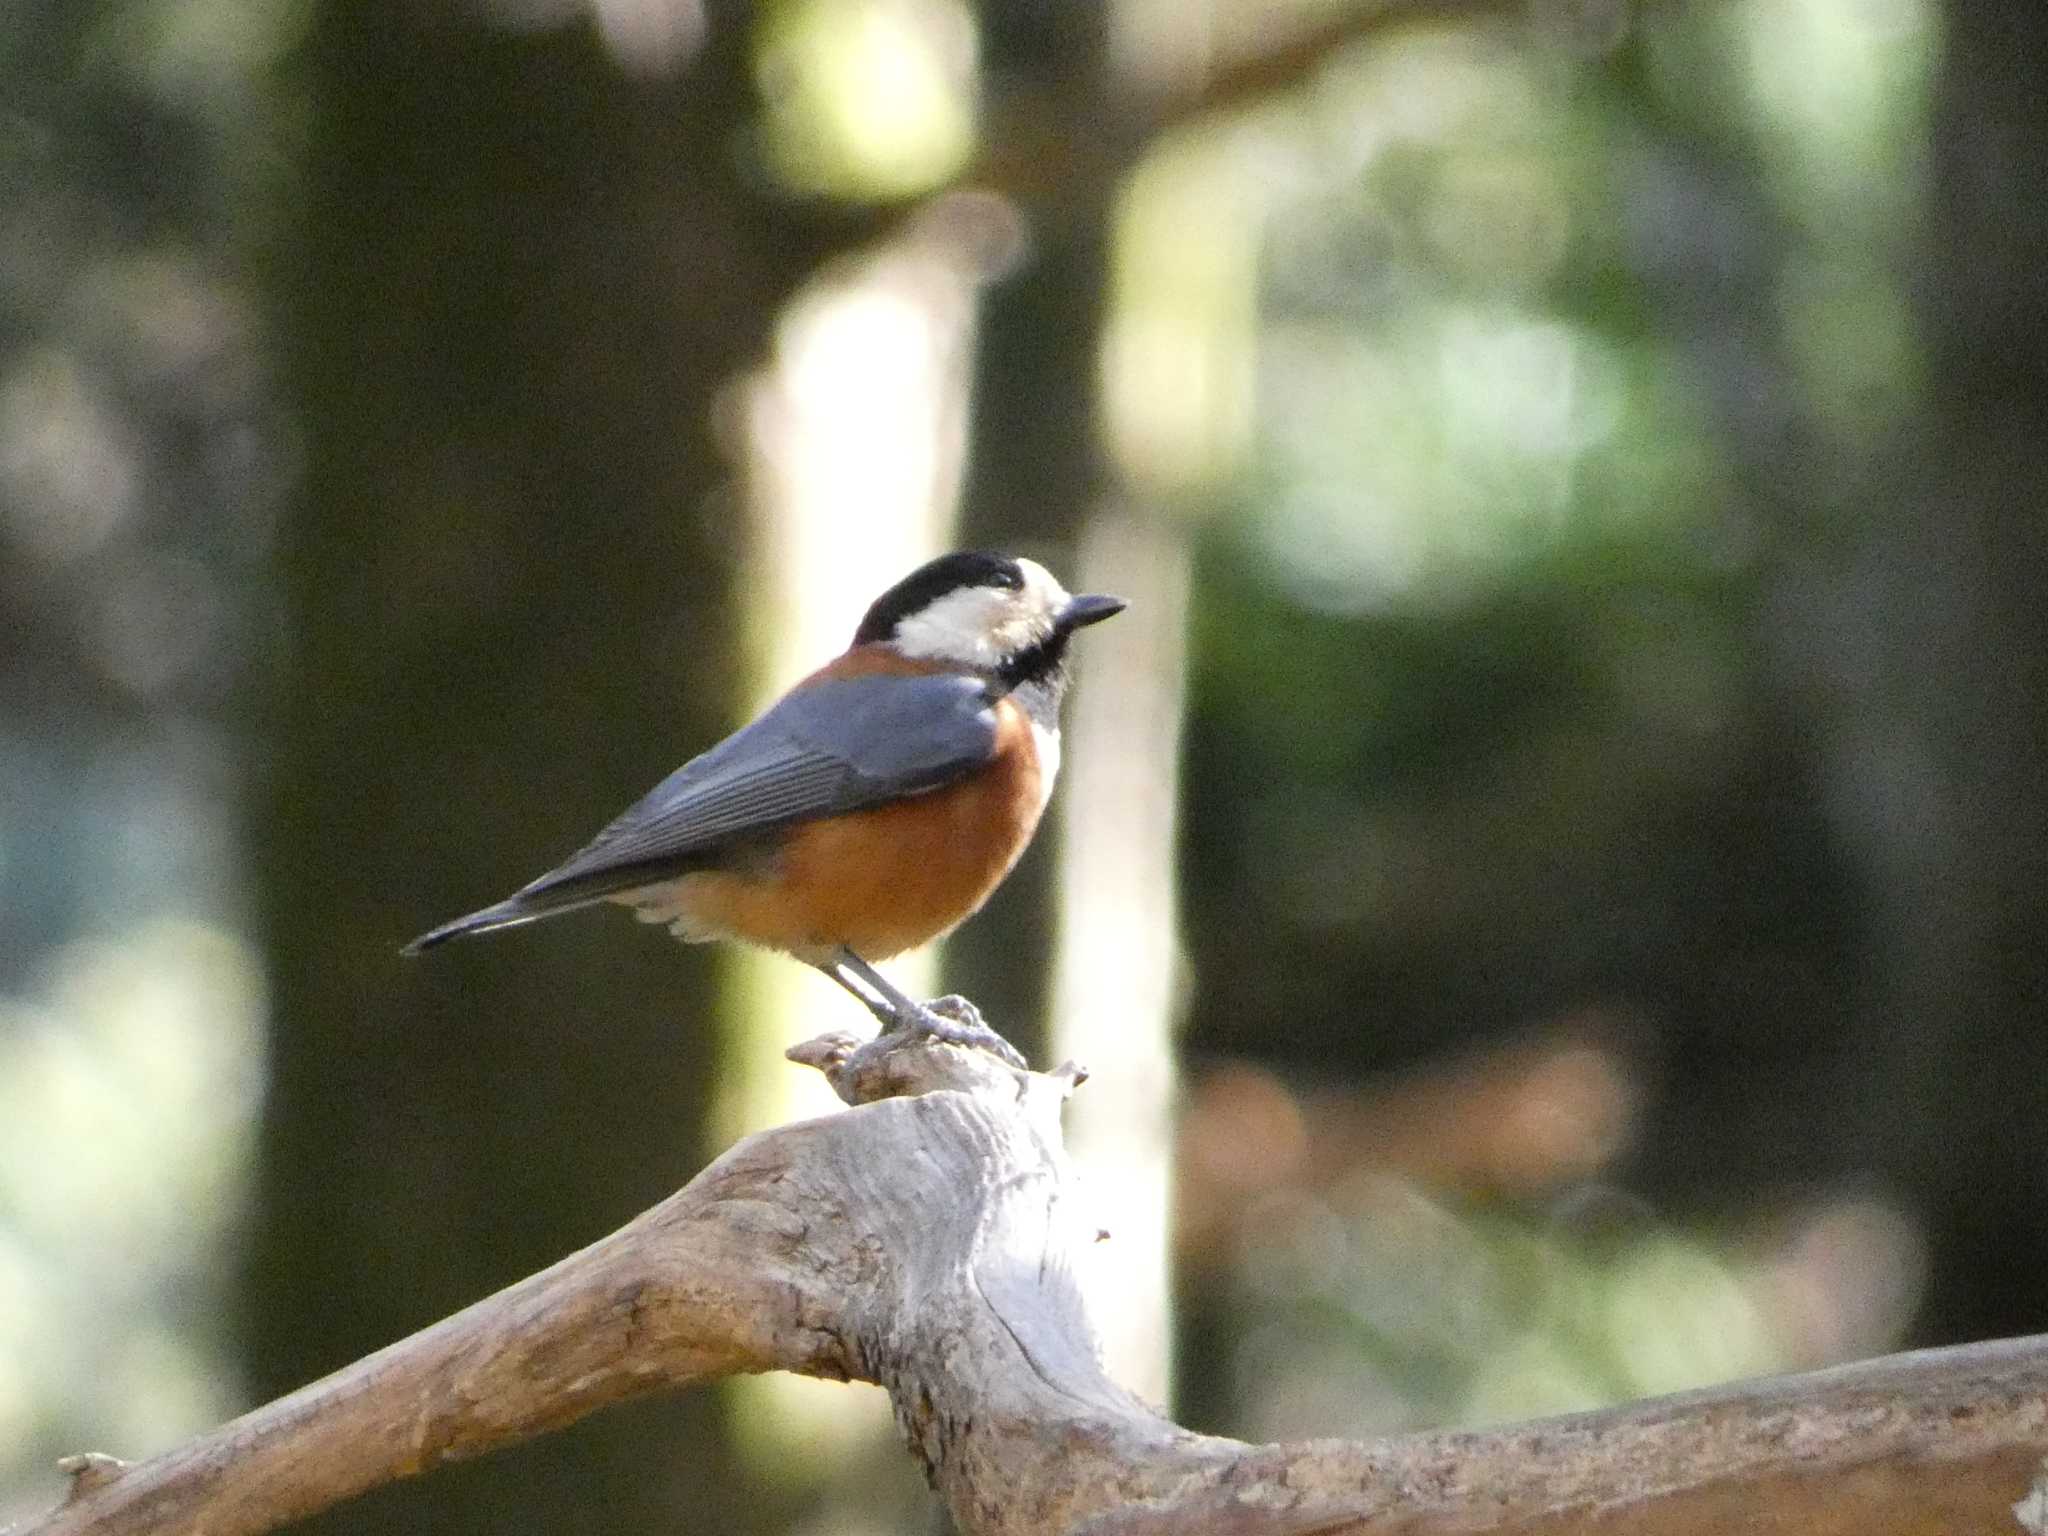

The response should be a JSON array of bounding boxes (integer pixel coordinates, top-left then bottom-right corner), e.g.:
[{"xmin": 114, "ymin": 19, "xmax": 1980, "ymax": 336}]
[{"xmin": 405, "ymin": 671, "xmax": 1000, "ymax": 950}]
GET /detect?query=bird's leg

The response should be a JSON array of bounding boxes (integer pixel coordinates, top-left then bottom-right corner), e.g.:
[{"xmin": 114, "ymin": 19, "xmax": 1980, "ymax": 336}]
[{"xmin": 819, "ymin": 948, "xmax": 1027, "ymax": 1069}]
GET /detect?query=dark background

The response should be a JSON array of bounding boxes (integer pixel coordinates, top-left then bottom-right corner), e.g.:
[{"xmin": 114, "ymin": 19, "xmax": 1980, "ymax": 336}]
[{"xmin": 4, "ymin": 0, "xmax": 2044, "ymax": 1529}]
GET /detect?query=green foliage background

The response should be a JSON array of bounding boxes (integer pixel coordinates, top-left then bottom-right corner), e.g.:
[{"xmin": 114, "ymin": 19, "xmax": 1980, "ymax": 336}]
[{"xmin": 5, "ymin": 0, "xmax": 2045, "ymax": 1530}]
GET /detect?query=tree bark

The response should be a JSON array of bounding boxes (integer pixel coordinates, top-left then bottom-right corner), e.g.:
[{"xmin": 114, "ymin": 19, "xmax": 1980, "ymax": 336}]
[{"xmin": 18, "ymin": 1030, "xmax": 2047, "ymax": 1536}]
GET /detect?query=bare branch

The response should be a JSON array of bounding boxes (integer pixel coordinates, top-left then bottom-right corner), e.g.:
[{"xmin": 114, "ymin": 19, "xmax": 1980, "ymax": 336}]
[
  {"xmin": 13, "ymin": 1084, "xmax": 866, "ymax": 1536},
  {"xmin": 14, "ymin": 1026, "xmax": 2047, "ymax": 1536}
]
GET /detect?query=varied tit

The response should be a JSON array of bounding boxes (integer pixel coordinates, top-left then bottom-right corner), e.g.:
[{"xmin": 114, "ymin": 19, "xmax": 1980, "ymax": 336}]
[{"xmin": 405, "ymin": 551, "xmax": 1124, "ymax": 1062}]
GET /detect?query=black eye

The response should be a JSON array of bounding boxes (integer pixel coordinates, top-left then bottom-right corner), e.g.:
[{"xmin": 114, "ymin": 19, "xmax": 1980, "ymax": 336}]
[{"xmin": 942, "ymin": 552, "xmax": 1022, "ymax": 591}]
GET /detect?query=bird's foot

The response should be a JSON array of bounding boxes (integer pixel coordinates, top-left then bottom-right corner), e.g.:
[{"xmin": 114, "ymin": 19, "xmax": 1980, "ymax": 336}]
[{"xmin": 904, "ymin": 994, "xmax": 1027, "ymax": 1069}]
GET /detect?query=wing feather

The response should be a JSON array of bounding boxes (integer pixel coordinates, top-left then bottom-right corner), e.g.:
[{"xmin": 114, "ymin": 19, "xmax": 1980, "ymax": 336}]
[{"xmin": 405, "ymin": 670, "xmax": 999, "ymax": 949}]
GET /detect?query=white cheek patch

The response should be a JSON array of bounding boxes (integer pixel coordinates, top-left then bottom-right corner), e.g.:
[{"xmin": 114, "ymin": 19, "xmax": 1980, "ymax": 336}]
[
  {"xmin": 893, "ymin": 585, "xmax": 1012, "ymax": 666},
  {"xmin": 890, "ymin": 561, "xmax": 1075, "ymax": 669}
]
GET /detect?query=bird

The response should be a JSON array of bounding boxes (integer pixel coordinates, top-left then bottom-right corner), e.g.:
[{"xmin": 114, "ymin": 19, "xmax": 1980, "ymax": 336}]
[{"xmin": 404, "ymin": 550, "xmax": 1124, "ymax": 1063}]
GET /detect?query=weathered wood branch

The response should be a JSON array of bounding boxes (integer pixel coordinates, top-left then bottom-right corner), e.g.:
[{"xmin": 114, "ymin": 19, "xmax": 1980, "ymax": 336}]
[{"xmin": 15, "ymin": 1027, "xmax": 2048, "ymax": 1536}]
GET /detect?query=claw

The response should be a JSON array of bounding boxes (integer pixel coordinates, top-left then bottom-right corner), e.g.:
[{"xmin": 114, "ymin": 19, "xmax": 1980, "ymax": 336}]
[
  {"xmin": 909, "ymin": 996, "xmax": 1026, "ymax": 1069},
  {"xmin": 923, "ymin": 993, "xmax": 985, "ymax": 1028}
]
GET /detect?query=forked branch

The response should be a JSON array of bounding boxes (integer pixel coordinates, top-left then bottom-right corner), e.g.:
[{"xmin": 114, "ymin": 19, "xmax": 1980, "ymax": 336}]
[{"xmin": 15, "ymin": 1028, "xmax": 2048, "ymax": 1536}]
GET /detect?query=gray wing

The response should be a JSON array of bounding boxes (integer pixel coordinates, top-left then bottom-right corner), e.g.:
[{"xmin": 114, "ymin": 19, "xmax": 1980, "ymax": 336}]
[{"xmin": 405, "ymin": 671, "xmax": 998, "ymax": 950}]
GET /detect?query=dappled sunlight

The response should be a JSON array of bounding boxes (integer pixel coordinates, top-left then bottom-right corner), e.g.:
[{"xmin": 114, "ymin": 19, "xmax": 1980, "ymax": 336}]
[
  {"xmin": 1100, "ymin": 131, "xmax": 1260, "ymax": 497},
  {"xmin": 757, "ymin": 0, "xmax": 978, "ymax": 199},
  {"xmin": 1735, "ymin": 0, "xmax": 1935, "ymax": 203},
  {"xmin": 1241, "ymin": 24, "xmax": 1742, "ymax": 611},
  {"xmin": 714, "ymin": 189, "xmax": 1004, "ymax": 1493},
  {"xmin": 4, "ymin": 0, "xmax": 2013, "ymax": 1523},
  {"xmin": 1053, "ymin": 513, "xmax": 1192, "ymax": 1405},
  {"xmin": 0, "ymin": 923, "xmax": 264, "ymax": 1515},
  {"xmin": 1183, "ymin": 1042, "xmax": 1926, "ymax": 1441},
  {"xmin": 1735, "ymin": 0, "xmax": 1938, "ymax": 444},
  {"xmin": 0, "ymin": 8, "xmax": 280, "ymax": 1513}
]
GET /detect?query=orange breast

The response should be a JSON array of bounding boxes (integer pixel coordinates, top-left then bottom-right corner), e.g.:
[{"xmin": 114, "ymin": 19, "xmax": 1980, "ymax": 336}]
[{"xmin": 647, "ymin": 694, "xmax": 1046, "ymax": 962}]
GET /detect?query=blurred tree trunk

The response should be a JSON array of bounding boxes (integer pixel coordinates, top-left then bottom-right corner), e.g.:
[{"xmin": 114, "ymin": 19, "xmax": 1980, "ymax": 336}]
[
  {"xmin": 963, "ymin": 0, "xmax": 1206, "ymax": 1409},
  {"xmin": 250, "ymin": 9, "xmax": 861, "ymax": 1532},
  {"xmin": 1641, "ymin": 0, "xmax": 2048, "ymax": 1342},
  {"xmin": 950, "ymin": 0, "xmax": 1114, "ymax": 1044},
  {"xmin": 1845, "ymin": 0, "xmax": 2048, "ymax": 1341},
  {"xmin": 1760, "ymin": 0, "xmax": 2048, "ymax": 1342}
]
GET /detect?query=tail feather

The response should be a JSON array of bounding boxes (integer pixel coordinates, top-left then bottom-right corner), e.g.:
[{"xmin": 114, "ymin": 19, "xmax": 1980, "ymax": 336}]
[{"xmin": 401, "ymin": 888, "xmax": 611, "ymax": 956}]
